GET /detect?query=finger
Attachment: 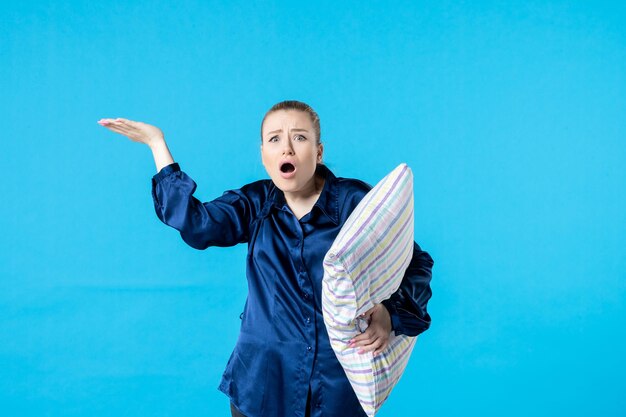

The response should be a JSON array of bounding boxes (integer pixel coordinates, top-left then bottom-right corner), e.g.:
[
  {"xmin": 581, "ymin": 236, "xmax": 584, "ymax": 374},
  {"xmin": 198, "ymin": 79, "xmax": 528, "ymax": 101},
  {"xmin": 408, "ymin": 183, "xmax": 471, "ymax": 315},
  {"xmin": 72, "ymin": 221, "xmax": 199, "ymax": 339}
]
[
  {"xmin": 101, "ymin": 124, "xmax": 130, "ymax": 135},
  {"xmin": 350, "ymin": 337, "xmax": 372, "ymax": 348},
  {"xmin": 116, "ymin": 118, "xmax": 139, "ymax": 126},
  {"xmin": 99, "ymin": 123, "xmax": 123, "ymax": 133},
  {"xmin": 352, "ymin": 331, "xmax": 385, "ymax": 349},
  {"xmin": 106, "ymin": 120, "xmax": 136, "ymax": 132},
  {"xmin": 349, "ymin": 337, "xmax": 370, "ymax": 348},
  {"xmin": 102, "ymin": 125, "xmax": 137, "ymax": 138},
  {"xmin": 373, "ymin": 345, "xmax": 387, "ymax": 356},
  {"xmin": 108, "ymin": 120, "xmax": 140, "ymax": 134},
  {"xmin": 99, "ymin": 119, "xmax": 124, "ymax": 128},
  {"xmin": 352, "ymin": 319, "xmax": 390, "ymax": 344},
  {"xmin": 350, "ymin": 328, "xmax": 376, "ymax": 344},
  {"xmin": 358, "ymin": 338, "xmax": 382, "ymax": 354}
]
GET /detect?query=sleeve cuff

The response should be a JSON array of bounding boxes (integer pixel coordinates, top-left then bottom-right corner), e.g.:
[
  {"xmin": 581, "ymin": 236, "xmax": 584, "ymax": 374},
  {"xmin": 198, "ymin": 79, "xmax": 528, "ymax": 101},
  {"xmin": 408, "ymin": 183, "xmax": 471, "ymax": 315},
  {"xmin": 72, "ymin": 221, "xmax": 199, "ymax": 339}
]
[
  {"xmin": 152, "ymin": 162, "xmax": 180, "ymax": 184},
  {"xmin": 381, "ymin": 298, "xmax": 403, "ymax": 335}
]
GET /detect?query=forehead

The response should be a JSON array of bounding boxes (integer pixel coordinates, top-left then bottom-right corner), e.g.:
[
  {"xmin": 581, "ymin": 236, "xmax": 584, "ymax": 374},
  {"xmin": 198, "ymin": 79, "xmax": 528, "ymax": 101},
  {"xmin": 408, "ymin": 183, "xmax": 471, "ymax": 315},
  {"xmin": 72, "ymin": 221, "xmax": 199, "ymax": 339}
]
[{"xmin": 263, "ymin": 110, "xmax": 313, "ymax": 134}]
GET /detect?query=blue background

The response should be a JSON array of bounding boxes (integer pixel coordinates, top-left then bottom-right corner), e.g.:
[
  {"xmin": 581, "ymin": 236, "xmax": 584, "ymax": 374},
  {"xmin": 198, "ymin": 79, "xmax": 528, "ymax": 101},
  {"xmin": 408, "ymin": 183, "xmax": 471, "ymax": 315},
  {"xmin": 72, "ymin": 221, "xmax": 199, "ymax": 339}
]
[{"xmin": 1, "ymin": 1, "xmax": 624, "ymax": 416}]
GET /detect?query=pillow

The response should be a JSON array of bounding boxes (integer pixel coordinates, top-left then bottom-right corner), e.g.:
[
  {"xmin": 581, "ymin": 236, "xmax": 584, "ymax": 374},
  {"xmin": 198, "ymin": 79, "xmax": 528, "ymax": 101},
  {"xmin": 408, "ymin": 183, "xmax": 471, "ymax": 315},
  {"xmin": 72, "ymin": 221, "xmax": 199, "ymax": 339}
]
[{"xmin": 322, "ymin": 163, "xmax": 417, "ymax": 417}]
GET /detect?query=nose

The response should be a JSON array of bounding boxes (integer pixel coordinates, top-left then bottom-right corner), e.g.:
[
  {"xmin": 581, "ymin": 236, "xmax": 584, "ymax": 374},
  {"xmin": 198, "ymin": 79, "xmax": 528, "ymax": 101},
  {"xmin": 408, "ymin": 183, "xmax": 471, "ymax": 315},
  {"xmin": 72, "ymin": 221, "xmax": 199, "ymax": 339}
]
[{"xmin": 282, "ymin": 139, "xmax": 294, "ymax": 155}]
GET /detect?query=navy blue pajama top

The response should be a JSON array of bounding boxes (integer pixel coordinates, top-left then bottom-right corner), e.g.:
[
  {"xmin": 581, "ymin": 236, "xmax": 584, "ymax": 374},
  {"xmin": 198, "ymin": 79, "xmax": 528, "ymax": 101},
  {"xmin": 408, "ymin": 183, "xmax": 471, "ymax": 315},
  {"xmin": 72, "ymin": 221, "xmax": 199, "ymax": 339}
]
[{"xmin": 151, "ymin": 162, "xmax": 434, "ymax": 417}]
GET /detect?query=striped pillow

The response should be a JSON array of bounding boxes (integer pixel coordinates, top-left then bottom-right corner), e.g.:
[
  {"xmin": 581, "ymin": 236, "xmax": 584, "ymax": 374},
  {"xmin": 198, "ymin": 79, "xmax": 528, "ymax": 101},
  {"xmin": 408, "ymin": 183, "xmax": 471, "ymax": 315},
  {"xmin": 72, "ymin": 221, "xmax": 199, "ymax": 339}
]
[{"xmin": 322, "ymin": 163, "xmax": 416, "ymax": 417}]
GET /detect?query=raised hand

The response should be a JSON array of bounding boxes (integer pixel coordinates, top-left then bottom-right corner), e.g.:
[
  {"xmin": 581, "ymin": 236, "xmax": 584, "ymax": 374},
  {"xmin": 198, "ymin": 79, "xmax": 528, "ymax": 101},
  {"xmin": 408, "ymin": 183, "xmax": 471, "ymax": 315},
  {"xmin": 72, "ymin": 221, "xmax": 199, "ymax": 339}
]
[
  {"xmin": 98, "ymin": 117, "xmax": 164, "ymax": 147},
  {"xmin": 98, "ymin": 117, "xmax": 174, "ymax": 172}
]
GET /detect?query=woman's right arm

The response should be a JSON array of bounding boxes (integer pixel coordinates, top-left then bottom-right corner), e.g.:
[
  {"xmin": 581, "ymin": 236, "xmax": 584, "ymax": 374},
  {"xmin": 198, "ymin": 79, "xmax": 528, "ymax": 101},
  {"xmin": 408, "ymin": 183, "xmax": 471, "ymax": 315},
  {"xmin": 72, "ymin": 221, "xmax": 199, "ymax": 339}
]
[
  {"xmin": 151, "ymin": 164, "xmax": 252, "ymax": 249},
  {"xmin": 99, "ymin": 117, "xmax": 252, "ymax": 249}
]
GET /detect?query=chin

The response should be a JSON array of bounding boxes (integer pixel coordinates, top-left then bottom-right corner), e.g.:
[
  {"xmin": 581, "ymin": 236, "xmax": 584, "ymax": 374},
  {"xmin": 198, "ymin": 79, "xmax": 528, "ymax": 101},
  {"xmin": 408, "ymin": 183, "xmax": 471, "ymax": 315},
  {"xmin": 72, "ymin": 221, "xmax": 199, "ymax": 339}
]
[
  {"xmin": 274, "ymin": 181, "xmax": 297, "ymax": 193},
  {"xmin": 268, "ymin": 170, "xmax": 312, "ymax": 193},
  {"xmin": 274, "ymin": 178, "xmax": 305, "ymax": 194}
]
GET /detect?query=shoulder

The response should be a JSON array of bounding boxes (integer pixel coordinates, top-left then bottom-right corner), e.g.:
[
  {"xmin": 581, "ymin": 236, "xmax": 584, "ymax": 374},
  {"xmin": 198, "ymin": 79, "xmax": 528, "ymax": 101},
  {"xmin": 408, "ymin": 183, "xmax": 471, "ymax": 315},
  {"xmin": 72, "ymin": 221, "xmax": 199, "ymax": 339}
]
[
  {"xmin": 333, "ymin": 176, "xmax": 373, "ymax": 219},
  {"xmin": 237, "ymin": 178, "xmax": 273, "ymax": 198},
  {"xmin": 226, "ymin": 177, "xmax": 273, "ymax": 203},
  {"xmin": 223, "ymin": 178, "xmax": 274, "ymax": 221},
  {"xmin": 335, "ymin": 175, "xmax": 373, "ymax": 197}
]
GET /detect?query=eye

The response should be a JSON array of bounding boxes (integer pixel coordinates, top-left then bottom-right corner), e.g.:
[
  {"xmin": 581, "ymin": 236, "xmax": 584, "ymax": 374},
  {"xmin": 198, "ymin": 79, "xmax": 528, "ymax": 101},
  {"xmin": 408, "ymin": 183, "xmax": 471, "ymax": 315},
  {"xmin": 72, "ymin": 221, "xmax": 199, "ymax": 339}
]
[
  {"xmin": 268, "ymin": 135, "xmax": 279, "ymax": 143},
  {"xmin": 294, "ymin": 135, "xmax": 307, "ymax": 141}
]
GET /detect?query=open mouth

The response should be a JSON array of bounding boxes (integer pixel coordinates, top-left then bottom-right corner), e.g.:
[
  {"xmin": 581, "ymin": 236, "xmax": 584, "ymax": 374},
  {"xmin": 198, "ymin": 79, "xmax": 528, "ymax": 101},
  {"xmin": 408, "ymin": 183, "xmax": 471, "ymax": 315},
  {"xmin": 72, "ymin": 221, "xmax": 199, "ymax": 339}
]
[{"xmin": 280, "ymin": 162, "xmax": 295, "ymax": 173}]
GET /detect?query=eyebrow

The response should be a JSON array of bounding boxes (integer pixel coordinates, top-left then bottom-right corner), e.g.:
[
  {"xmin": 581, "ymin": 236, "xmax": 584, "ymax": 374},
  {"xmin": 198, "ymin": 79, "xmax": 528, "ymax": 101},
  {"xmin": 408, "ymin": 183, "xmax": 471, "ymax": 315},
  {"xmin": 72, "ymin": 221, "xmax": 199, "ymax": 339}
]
[{"xmin": 266, "ymin": 128, "xmax": 309, "ymax": 136}]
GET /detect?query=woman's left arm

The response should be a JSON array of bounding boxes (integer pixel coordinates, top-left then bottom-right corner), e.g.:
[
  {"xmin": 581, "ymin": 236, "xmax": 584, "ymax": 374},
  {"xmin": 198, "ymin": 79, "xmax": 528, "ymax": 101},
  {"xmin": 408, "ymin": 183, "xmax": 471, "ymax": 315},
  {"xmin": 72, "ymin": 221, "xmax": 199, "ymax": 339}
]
[
  {"xmin": 381, "ymin": 241, "xmax": 434, "ymax": 337},
  {"xmin": 350, "ymin": 241, "xmax": 434, "ymax": 355}
]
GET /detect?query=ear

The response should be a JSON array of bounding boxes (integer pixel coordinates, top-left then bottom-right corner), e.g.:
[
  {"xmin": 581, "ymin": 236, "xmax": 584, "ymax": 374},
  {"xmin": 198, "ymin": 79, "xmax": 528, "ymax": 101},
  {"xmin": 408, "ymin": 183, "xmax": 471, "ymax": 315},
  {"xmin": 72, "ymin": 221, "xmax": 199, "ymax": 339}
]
[{"xmin": 317, "ymin": 143, "xmax": 324, "ymax": 163}]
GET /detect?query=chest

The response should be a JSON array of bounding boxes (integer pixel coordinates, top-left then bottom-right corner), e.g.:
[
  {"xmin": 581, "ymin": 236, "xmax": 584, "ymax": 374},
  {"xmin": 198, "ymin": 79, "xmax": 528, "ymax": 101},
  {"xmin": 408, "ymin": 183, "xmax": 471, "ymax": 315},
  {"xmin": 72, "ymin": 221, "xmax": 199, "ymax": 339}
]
[{"xmin": 248, "ymin": 208, "xmax": 341, "ymax": 284}]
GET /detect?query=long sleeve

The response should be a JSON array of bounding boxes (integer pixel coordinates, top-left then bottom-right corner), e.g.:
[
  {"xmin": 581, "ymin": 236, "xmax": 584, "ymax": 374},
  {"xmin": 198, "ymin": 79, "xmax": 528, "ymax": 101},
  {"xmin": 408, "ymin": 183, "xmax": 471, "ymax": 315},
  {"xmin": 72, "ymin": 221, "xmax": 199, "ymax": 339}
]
[
  {"xmin": 381, "ymin": 241, "xmax": 434, "ymax": 337},
  {"xmin": 151, "ymin": 162, "xmax": 253, "ymax": 249}
]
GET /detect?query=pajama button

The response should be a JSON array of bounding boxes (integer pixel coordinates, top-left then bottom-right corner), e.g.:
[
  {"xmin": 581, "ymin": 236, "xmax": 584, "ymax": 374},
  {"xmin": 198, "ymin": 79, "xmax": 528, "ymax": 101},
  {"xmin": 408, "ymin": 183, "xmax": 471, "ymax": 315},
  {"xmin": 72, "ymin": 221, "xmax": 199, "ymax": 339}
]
[
  {"xmin": 307, "ymin": 346, "xmax": 312, "ymax": 352},
  {"xmin": 305, "ymin": 317, "xmax": 311, "ymax": 323}
]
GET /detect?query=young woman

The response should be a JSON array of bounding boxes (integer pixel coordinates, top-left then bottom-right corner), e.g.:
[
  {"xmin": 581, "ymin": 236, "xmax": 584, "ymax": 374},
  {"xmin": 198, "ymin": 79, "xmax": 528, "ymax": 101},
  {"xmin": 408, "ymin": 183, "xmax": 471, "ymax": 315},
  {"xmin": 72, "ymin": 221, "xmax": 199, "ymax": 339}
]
[{"xmin": 98, "ymin": 100, "xmax": 434, "ymax": 417}]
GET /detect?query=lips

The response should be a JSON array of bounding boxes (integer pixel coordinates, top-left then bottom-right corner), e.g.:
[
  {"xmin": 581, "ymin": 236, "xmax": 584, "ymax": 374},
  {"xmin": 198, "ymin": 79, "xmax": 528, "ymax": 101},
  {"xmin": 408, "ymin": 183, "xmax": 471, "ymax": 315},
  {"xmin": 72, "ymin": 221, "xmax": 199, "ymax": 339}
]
[
  {"xmin": 279, "ymin": 160, "xmax": 297, "ymax": 179},
  {"xmin": 280, "ymin": 162, "xmax": 295, "ymax": 173}
]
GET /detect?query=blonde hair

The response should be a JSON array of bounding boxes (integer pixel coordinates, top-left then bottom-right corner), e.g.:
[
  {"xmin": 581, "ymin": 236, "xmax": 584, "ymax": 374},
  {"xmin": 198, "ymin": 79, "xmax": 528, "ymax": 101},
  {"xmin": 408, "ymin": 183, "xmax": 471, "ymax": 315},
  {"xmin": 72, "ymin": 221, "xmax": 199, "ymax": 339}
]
[{"xmin": 260, "ymin": 100, "xmax": 321, "ymax": 145}]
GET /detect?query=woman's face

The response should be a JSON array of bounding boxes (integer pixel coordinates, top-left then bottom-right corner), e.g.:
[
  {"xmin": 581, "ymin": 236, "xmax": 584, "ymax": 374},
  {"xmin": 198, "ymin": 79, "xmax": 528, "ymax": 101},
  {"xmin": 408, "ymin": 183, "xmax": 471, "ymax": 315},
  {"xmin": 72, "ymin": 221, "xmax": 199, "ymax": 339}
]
[{"xmin": 261, "ymin": 109, "xmax": 323, "ymax": 195}]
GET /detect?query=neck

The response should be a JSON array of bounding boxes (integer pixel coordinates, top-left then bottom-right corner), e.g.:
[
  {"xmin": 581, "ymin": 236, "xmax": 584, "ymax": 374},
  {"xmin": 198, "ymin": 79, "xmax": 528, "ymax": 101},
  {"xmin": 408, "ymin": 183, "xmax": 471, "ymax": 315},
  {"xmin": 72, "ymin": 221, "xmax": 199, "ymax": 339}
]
[{"xmin": 284, "ymin": 174, "xmax": 324, "ymax": 206}]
